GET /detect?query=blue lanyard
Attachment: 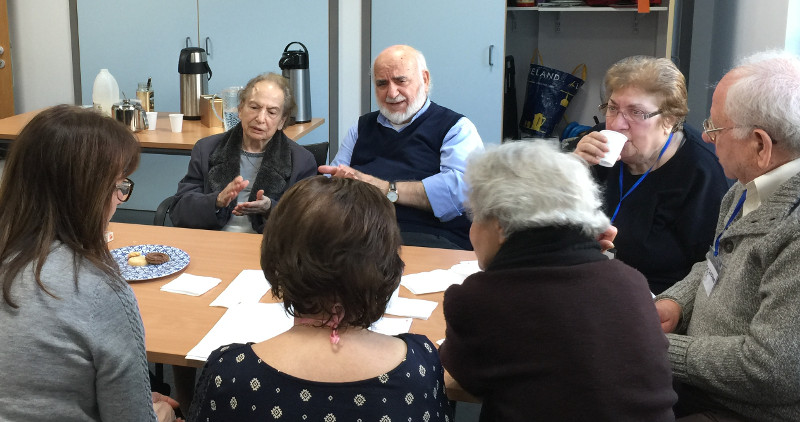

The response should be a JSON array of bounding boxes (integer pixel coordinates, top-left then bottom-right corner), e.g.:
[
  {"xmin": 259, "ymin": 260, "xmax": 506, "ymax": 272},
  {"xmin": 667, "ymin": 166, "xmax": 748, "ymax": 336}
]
[
  {"xmin": 713, "ymin": 190, "xmax": 747, "ymax": 256},
  {"xmin": 610, "ymin": 132, "xmax": 674, "ymax": 223}
]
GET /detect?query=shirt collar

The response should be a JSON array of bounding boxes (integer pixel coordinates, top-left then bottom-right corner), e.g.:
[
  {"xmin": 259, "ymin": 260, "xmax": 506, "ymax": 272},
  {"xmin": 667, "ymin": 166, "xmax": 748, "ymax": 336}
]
[
  {"xmin": 377, "ymin": 98, "xmax": 431, "ymax": 131},
  {"xmin": 743, "ymin": 156, "xmax": 800, "ymax": 216}
]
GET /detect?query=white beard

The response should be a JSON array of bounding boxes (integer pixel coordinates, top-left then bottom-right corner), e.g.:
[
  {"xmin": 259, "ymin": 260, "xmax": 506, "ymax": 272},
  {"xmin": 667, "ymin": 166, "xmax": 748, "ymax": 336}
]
[{"xmin": 379, "ymin": 84, "xmax": 427, "ymax": 125}]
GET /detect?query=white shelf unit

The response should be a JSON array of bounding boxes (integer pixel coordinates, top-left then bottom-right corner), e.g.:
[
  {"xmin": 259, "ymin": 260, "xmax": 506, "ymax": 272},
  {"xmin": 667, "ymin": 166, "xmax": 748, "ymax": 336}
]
[{"xmin": 504, "ymin": 2, "xmax": 674, "ymax": 138}]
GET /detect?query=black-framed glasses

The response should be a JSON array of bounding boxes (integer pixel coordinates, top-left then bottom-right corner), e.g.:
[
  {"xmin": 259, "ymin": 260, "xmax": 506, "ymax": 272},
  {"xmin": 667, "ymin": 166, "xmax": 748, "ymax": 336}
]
[
  {"xmin": 599, "ymin": 103, "xmax": 661, "ymax": 123},
  {"xmin": 115, "ymin": 178, "xmax": 134, "ymax": 202}
]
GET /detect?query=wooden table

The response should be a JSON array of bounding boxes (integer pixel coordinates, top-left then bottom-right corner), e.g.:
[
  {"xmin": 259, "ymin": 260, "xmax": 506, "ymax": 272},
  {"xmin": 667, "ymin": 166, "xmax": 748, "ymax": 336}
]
[
  {"xmin": 0, "ymin": 109, "xmax": 324, "ymax": 150},
  {"xmin": 108, "ymin": 222, "xmax": 479, "ymax": 402}
]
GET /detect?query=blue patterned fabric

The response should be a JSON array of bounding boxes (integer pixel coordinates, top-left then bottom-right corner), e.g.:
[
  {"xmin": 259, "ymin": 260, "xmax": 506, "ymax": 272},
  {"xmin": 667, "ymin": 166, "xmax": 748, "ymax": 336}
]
[{"xmin": 188, "ymin": 333, "xmax": 453, "ymax": 422}]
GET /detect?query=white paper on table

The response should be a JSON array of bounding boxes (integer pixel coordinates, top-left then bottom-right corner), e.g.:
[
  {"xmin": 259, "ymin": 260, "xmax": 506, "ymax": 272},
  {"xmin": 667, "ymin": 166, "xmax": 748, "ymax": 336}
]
[
  {"xmin": 186, "ymin": 302, "xmax": 293, "ymax": 362},
  {"xmin": 209, "ymin": 269, "xmax": 271, "ymax": 308},
  {"xmin": 448, "ymin": 260, "xmax": 481, "ymax": 278},
  {"xmin": 385, "ymin": 296, "xmax": 438, "ymax": 320},
  {"xmin": 160, "ymin": 273, "xmax": 221, "ymax": 296},
  {"xmin": 370, "ymin": 316, "xmax": 413, "ymax": 336},
  {"xmin": 400, "ymin": 269, "xmax": 466, "ymax": 295}
]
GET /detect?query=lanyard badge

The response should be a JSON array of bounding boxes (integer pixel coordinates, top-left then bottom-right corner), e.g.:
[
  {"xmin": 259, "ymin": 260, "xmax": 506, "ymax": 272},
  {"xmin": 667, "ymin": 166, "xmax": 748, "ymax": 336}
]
[{"xmin": 704, "ymin": 190, "xmax": 747, "ymax": 296}]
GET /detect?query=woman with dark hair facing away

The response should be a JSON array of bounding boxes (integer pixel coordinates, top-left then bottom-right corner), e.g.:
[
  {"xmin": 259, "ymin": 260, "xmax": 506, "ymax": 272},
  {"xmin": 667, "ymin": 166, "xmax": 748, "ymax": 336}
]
[
  {"xmin": 0, "ymin": 105, "xmax": 179, "ymax": 421},
  {"xmin": 440, "ymin": 141, "xmax": 676, "ymax": 421},
  {"xmin": 170, "ymin": 72, "xmax": 317, "ymax": 233},
  {"xmin": 188, "ymin": 176, "xmax": 452, "ymax": 422}
]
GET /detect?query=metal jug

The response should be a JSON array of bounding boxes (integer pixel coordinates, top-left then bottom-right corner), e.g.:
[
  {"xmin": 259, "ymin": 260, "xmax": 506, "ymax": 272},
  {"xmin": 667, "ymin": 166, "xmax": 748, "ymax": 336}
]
[
  {"xmin": 279, "ymin": 41, "xmax": 311, "ymax": 123},
  {"xmin": 112, "ymin": 99, "xmax": 148, "ymax": 132},
  {"xmin": 179, "ymin": 47, "xmax": 212, "ymax": 120}
]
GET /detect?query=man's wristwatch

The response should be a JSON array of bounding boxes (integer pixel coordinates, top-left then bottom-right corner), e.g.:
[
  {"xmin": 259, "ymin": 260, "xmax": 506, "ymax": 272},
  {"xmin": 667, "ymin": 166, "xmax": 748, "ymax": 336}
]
[{"xmin": 386, "ymin": 181, "xmax": 398, "ymax": 203}]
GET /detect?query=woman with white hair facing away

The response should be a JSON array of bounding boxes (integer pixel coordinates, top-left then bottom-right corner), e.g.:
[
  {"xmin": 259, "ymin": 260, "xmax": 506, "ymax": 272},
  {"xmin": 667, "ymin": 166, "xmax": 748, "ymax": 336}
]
[{"xmin": 439, "ymin": 141, "xmax": 676, "ymax": 422}]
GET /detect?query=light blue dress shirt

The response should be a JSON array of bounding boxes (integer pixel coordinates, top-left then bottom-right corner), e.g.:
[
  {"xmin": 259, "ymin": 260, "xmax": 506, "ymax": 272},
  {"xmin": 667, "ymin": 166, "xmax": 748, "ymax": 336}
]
[{"xmin": 331, "ymin": 99, "xmax": 484, "ymax": 222}]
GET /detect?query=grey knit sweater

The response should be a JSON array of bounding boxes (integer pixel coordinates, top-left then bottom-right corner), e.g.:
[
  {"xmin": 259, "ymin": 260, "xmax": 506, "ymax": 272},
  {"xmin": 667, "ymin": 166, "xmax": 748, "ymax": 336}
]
[
  {"xmin": 0, "ymin": 243, "xmax": 156, "ymax": 421},
  {"xmin": 657, "ymin": 173, "xmax": 800, "ymax": 421}
]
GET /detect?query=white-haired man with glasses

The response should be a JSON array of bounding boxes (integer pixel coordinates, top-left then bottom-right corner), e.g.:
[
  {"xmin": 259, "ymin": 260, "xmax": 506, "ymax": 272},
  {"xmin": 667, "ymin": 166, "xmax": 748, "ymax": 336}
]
[{"xmin": 656, "ymin": 50, "xmax": 800, "ymax": 421}]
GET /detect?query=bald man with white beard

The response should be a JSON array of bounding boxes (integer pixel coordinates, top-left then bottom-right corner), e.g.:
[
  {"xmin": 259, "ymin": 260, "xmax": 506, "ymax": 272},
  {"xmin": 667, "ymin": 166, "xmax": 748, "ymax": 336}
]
[{"xmin": 320, "ymin": 45, "xmax": 484, "ymax": 250}]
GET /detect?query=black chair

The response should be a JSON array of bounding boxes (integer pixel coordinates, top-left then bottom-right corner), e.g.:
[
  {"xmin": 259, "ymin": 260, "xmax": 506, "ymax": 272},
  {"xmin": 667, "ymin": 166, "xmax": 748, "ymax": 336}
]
[
  {"xmin": 302, "ymin": 141, "xmax": 329, "ymax": 168},
  {"xmin": 153, "ymin": 195, "xmax": 178, "ymax": 226}
]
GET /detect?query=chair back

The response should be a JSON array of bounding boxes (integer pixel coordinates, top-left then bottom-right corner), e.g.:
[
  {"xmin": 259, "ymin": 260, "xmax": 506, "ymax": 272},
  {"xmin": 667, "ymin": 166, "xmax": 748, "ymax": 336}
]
[
  {"xmin": 153, "ymin": 195, "xmax": 178, "ymax": 226},
  {"xmin": 301, "ymin": 141, "xmax": 329, "ymax": 167}
]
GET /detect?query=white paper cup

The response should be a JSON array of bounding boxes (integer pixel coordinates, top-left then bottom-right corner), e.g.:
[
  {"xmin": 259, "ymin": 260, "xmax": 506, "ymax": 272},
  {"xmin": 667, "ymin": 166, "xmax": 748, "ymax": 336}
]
[
  {"xmin": 145, "ymin": 112, "xmax": 158, "ymax": 130},
  {"xmin": 169, "ymin": 113, "xmax": 184, "ymax": 133},
  {"xmin": 598, "ymin": 130, "xmax": 628, "ymax": 167}
]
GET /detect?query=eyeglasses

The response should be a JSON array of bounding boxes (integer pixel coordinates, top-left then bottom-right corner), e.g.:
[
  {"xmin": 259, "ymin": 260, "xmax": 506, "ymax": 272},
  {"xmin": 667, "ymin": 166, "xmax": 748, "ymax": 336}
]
[
  {"xmin": 701, "ymin": 118, "xmax": 732, "ymax": 142},
  {"xmin": 115, "ymin": 178, "xmax": 134, "ymax": 202},
  {"xmin": 599, "ymin": 103, "xmax": 661, "ymax": 123},
  {"xmin": 702, "ymin": 118, "xmax": 776, "ymax": 145}
]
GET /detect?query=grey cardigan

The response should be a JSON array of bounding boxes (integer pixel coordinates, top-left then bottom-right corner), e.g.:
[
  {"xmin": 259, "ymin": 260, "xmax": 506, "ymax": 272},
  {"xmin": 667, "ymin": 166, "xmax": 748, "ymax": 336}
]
[
  {"xmin": 657, "ymin": 172, "xmax": 800, "ymax": 421},
  {"xmin": 0, "ymin": 243, "xmax": 156, "ymax": 421}
]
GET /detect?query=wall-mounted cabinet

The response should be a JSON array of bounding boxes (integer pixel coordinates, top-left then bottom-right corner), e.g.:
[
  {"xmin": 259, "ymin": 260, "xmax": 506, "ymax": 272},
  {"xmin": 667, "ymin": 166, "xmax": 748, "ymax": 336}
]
[
  {"xmin": 371, "ymin": 0, "xmax": 506, "ymax": 144},
  {"xmin": 505, "ymin": 3, "xmax": 674, "ymax": 138},
  {"xmin": 76, "ymin": 0, "xmax": 329, "ymax": 143}
]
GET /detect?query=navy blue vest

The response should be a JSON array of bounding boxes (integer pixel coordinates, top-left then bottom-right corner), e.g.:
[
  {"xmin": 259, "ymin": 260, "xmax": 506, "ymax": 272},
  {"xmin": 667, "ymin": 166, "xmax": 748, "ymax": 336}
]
[{"xmin": 351, "ymin": 102, "xmax": 472, "ymax": 249}]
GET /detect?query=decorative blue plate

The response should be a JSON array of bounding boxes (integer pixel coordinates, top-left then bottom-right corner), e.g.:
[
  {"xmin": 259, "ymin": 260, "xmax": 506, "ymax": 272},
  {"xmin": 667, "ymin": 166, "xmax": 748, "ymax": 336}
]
[{"xmin": 110, "ymin": 245, "xmax": 190, "ymax": 282}]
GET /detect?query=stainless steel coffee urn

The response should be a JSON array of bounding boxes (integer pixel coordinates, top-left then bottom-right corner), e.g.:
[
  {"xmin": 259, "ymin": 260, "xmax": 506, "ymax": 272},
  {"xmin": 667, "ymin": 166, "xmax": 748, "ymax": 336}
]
[
  {"xmin": 178, "ymin": 47, "xmax": 212, "ymax": 120},
  {"xmin": 279, "ymin": 42, "xmax": 311, "ymax": 123}
]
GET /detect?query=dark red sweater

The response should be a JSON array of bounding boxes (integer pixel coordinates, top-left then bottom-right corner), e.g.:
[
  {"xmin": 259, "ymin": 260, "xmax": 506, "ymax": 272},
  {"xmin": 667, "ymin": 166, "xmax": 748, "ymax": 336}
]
[{"xmin": 440, "ymin": 227, "xmax": 676, "ymax": 421}]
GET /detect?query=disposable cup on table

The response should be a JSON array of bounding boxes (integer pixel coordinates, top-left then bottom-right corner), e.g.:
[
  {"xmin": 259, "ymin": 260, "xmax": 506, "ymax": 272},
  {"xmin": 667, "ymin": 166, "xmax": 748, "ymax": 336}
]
[
  {"xmin": 145, "ymin": 112, "xmax": 158, "ymax": 130},
  {"xmin": 598, "ymin": 130, "xmax": 627, "ymax": 167},
  {"xmin": 169, "ymin": 113, "xmax": 184, "ymax": 133}
]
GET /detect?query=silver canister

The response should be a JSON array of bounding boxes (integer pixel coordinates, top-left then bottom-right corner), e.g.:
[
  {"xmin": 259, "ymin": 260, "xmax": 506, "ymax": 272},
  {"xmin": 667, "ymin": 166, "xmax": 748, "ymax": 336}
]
[
  {"xmin": 178, "ymin": 47, "xmax": 212, "ymax": 120},
  {"xmin": 279, "ymin": 42, "xmax": 312, "ymax": 123}
]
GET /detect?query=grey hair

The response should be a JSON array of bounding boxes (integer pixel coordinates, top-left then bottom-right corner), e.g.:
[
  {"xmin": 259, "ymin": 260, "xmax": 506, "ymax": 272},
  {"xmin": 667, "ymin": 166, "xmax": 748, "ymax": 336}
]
[
  {"xmin": 238, "ymin": 72, "xmax": 296, "ymax": 121},
  {"xmin": 465, "ymin": 141, "xmax": 609, "ymax": 238},
  {"xmin": 725, "ymin": 50, "xmax": 800, "ymax": 152},
  {"xmin": 415, "ymin": 48, "xmax": 433, "ymax": 93}
]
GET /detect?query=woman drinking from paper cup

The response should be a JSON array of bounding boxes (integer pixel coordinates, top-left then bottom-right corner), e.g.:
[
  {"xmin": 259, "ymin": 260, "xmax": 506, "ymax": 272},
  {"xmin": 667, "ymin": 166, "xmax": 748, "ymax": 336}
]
[{"xmin": 573, "ymin": 55, "xmax": 729, "ymax": 294}]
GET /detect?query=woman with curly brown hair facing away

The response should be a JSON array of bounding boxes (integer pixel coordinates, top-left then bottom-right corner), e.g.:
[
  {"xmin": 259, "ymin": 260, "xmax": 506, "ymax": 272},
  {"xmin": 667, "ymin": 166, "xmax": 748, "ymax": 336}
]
[{"xmin": 188, "ymin": 176, "xmax": 452, "ymax": 422}]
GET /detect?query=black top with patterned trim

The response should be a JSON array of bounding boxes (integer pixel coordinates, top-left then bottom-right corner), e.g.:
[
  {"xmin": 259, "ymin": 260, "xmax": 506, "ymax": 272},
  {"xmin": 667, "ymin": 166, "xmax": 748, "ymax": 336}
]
[{"xmin": 187, "ymin": 333, "xmax": 453, "ymax": 422}]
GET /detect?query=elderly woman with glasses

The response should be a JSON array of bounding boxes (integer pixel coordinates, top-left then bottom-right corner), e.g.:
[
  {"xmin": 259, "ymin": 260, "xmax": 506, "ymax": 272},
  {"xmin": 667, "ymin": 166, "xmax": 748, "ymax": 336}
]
[
  {"xmin": 573, "ymin": 55, "xmax": 729, "ymax": 294},
  {"xmin": 440, "ymin": 141, "xmax": 676, "ymax": 420}
]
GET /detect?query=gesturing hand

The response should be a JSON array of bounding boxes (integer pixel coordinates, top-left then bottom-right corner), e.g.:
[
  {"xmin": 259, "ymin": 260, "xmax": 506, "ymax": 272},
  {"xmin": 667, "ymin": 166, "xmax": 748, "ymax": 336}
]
[
  {"xmin": 233, "ymin": 189, "xmax": 272, "ymax": 216},
  {"xmin": 216, "ymin": 176, "xmax": 249, "ymax": 208},
  {"xmin": 318, "ymin": 164, "xmax": 360, "ymax": 179}
]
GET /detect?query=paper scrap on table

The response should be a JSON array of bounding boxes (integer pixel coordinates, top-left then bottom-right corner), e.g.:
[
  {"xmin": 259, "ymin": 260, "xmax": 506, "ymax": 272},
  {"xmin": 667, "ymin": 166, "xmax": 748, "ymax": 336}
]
[
  {"xmin": 160, "ymin": 273, "xmax": 221, "ymax": 296},
  {"xmin": 448, "ymin": 260, "xmax": 481, "ymax": 278},
  {"xmin": 186, "ymin": 302, "xmax": 293, "ymax": 362},
  {"xmin": 209, "ymin": 269, "xmax": 271, "ymax": 308},
  {"xmin": 370, "ymin": 316, "xmax": 413, "ymax": 336},
  {"xmin": 385, "ymin": 296, "xmax": 438, "ymax": 320},
  {"xmin": 400, "ymin": 269, "xmax": 468, "ymax": 295}
]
